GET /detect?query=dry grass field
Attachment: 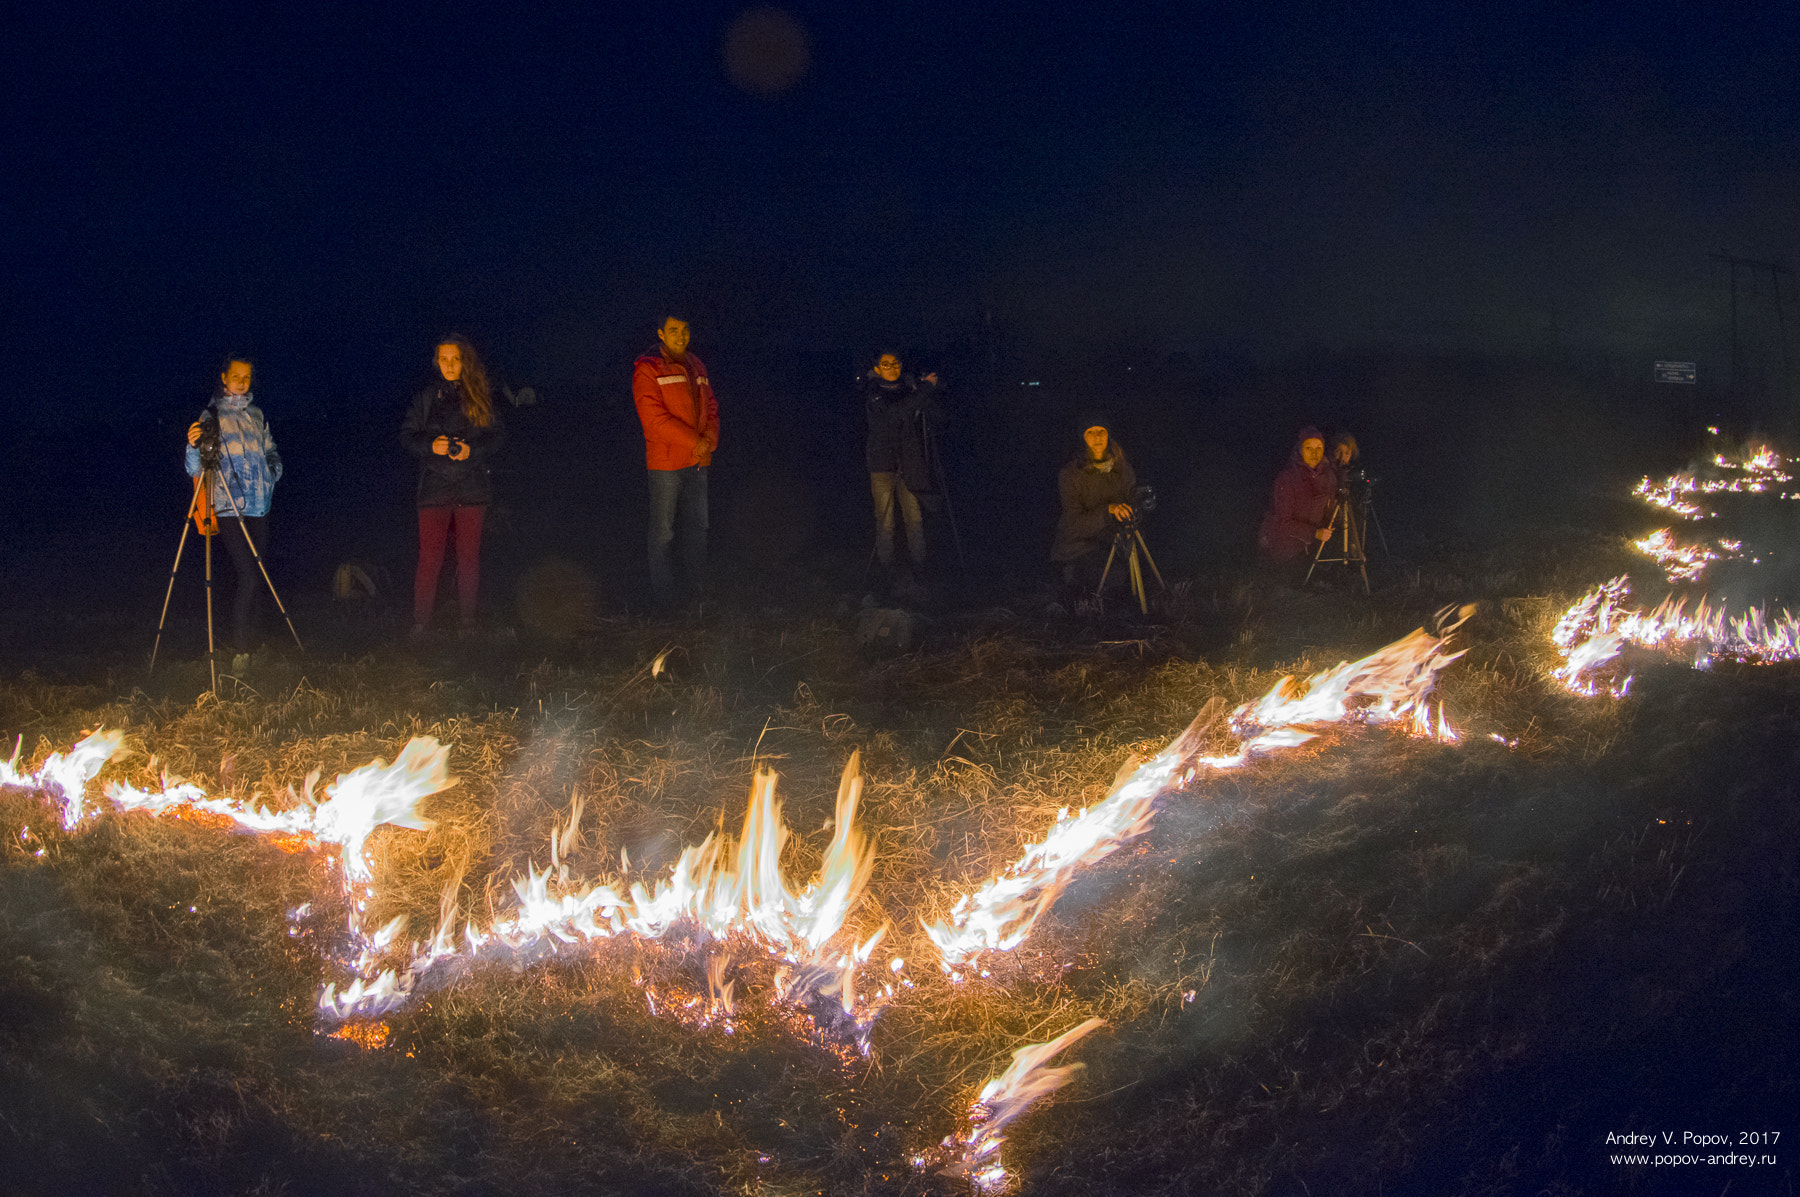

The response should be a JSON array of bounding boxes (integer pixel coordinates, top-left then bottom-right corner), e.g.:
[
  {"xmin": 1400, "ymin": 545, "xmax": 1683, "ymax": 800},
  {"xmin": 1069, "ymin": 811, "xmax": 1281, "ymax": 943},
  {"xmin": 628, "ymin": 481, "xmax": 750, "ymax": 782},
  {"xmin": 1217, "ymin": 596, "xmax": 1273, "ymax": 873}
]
[{"xmin": 1, "ymin": 530, "xmax": 1795, "ymax": 1196}]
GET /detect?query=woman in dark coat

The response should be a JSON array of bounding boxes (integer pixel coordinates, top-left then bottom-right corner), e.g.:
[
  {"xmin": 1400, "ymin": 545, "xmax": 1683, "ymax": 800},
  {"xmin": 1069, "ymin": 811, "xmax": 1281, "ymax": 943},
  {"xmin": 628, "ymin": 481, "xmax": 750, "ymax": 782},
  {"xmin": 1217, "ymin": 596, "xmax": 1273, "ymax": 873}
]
[
  {"xmin": 1257, "ymin": 425, "xmax": 1336, "ymax": 563},
  {"xmin": 400, "ymin": 336, "xmax": 506, "ymax": 635},
  {"xmin": 1052, "ymin": 415, "xmax": 1136, "ymax": 589}
]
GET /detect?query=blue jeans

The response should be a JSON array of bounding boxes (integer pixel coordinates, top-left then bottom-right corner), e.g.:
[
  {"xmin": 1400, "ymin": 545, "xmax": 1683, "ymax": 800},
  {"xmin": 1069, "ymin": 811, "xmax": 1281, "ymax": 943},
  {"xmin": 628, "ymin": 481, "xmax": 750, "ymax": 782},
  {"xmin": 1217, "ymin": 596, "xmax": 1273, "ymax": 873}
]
[
  {"xmin": 869, "ymin": 471, "xmax": 925, "ymax": 568},
  {"xmin": 647, "ymin": 465, "xmax": 708, "ymax": 604}
]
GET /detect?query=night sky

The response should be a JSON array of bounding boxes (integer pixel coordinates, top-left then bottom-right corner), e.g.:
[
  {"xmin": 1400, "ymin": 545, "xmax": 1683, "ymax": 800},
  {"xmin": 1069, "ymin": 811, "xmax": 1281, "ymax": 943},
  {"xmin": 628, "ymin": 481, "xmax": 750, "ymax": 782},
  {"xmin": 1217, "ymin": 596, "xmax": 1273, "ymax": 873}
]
[
  {"xmin": 8, "ymin": 1, "xmax": 1800, "ymax": 410},
  {"xmin": 8, "ymin": 2, "xmax": 1800, "ymax": 613}
]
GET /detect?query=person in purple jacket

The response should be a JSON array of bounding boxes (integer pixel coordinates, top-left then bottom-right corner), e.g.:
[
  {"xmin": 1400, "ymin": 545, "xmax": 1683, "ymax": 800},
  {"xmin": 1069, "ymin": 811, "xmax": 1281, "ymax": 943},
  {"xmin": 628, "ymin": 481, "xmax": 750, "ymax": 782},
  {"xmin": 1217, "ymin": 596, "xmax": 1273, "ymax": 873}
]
[{"xmin": 1257, "ymin": 426, "xmax": 1337, "ymax": 564}]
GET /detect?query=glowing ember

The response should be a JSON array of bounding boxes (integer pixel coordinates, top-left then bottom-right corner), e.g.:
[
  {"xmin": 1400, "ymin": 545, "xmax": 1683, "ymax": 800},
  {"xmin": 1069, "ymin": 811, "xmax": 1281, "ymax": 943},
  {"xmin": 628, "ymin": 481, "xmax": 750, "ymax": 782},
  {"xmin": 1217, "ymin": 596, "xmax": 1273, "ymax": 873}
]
[
  {"xmin": 928, "ymin": 618, "xmax": 1467, "ymax": 973},
  {"xmin": 939, "ymin": 1017, "xmax": 1106, "ymax": 1192},
  {"xmin": 327, "ymin": 1020, "xmax": 391, "ymax": 1050}
]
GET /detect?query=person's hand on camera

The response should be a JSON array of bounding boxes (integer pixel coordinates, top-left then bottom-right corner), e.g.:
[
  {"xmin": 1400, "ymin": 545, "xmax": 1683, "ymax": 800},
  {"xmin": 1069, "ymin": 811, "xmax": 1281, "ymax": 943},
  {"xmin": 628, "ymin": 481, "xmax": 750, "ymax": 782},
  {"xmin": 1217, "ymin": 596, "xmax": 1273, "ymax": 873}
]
[
  {"xmin": 187, "ymin": 422, "xmax": 204, "ymax": 446},
  {"xmin": 1109, "ymin": 502, "xmax": 1134, "ymax": 520},
  {"xmin": 432, "ymin": 435, "xmax": 451, "ymax": 456},
  {"xmin": 922, "ymin": 371, "xmax": 939, "ymax": 386}
]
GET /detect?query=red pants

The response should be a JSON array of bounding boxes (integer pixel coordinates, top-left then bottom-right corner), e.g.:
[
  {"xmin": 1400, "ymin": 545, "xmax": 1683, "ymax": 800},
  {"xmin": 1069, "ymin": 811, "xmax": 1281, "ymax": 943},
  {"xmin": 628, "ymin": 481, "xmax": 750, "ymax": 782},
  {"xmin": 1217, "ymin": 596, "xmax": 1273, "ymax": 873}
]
[{"xmin": 415, "ymin": 505, "xmax": 485, "ymax": 626}]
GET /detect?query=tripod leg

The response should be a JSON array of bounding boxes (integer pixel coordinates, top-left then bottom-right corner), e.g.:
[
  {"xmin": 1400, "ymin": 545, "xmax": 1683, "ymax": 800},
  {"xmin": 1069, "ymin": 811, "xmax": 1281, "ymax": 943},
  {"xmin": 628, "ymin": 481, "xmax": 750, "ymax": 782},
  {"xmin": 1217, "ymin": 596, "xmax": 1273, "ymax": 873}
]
[
  {"xmin": 1345, "ymin": 506, "xmax": 1370, "ymax": 594},
  {"xmin": 149, "ymin": 488, "xmax": 201, "ymax": 675},
  {"xmin": 1369, "ymin": 502, "xmax": 1389, "ymax": 555},
  {"xmin": 1134, "ymin": 530, "xmax": 1167, "ymax": 591},
  {"xmin": 1303, "ymin": 503, "xmax": 1340, "ymax": 586},
  {"xmin": 1096, "ymin": 541, "xmax": 1120, "ymax": 600},
  {"xmin": 1128, "ymin": 542, "xmax": 1147, "ymax": 614},
  {"xmin": 926, "ymin": 425, "xmax": 969, "ymax": 581},
  {"xmin": 204, "ymin": 530, "xmax": 217, "ymax": 694},
  {"xmin": 215, "ymin": 486, "xmax": 305, "ymax": 652}
]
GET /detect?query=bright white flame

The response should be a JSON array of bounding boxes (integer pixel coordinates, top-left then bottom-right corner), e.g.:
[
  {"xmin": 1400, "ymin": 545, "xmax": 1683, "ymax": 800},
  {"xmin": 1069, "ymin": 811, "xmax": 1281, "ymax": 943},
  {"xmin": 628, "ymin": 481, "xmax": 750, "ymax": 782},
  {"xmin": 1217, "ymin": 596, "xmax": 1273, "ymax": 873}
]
[
  {"xmin": 940, "ymin": 1017, "xmax": 1106, "ymax": 1192},
  {"xmin": 100, "ymin": 740, "xmax": 453, "ymax": 879},
  {"xmin": 311, "ymin": 739, "xmax": 448, "ymax": 882},
  {"xmin": 0, "ymin": 730, "xmax": 128, "ymax": 828},
  {"xmin": 1631, "ymin": 528, "xmax": 1736, "ymax": 584},
  {"xmin": 928, "ymin": 619, "xmax": 1467, "ymax": 972},
  {"xmin": 1553, "ymin": 575, "xmax": 1800, "ymax": 697},
  {"xmin": 320, "ymin": 753, "xmax": 892, "ymax": 1047},
  {"xmin": 1628, "ymin": 445, "xmax": 1792, "ymax": 579}
]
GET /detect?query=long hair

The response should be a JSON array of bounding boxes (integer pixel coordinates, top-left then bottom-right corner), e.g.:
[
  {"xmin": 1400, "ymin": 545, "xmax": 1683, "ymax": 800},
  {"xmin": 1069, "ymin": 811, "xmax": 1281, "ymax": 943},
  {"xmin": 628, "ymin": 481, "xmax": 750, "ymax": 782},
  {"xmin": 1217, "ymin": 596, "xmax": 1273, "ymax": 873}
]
[{"xmin": 438, "ymin": 335, "xmax": 493, "ymax": 427}]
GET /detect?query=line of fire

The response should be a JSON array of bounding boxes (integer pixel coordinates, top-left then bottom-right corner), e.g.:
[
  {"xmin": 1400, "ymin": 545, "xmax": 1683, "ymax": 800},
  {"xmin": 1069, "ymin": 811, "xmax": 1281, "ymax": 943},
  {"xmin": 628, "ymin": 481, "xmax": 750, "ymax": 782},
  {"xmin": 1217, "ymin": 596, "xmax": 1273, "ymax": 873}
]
[{"xmin": 6, "ymin": 439, "xmax": 1800, "ymax": 1190}]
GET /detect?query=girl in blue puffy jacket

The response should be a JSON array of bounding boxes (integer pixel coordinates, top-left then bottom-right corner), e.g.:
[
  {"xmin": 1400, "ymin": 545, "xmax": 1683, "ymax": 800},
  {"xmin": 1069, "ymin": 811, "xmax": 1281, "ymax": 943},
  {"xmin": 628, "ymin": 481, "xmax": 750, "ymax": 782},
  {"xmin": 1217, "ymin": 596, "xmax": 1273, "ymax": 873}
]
[{"xmin": 184, "ymin": 355, "xmax": 282, "ymax": 652}]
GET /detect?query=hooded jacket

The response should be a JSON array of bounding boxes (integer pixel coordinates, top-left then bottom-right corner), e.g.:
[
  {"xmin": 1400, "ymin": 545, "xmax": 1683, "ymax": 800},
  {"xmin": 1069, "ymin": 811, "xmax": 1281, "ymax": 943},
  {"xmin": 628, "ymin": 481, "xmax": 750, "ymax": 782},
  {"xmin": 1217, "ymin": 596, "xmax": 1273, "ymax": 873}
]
[
  {"xmin": 632, "ymin": 349, "xmax": 718, "ymax": 470},
  {"xmin": 861, "ymin": 371, "xmax": 940, "ymax": 492},
  {"xmin": 1052, "ymin": 430, "xmax": 1136, "ymax": 563},
  {"xmin": 184, "ymin": 391, "xmax": 282, "ymax": 518},
  {"xmin": 1258, "ymin": 426, "xmax": 1338, "ymax": 561},
  {"xmin": 400, "ymin": 380, "xmax": 507, "ymax": 507}
]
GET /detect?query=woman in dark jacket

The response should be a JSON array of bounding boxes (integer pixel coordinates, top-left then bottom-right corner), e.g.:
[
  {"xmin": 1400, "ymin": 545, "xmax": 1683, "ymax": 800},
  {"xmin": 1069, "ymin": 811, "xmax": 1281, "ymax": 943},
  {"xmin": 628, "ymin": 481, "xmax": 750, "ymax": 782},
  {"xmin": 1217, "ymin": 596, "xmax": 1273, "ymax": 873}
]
[
  {"xmin": 400, "ymin": 336, "xmax": 506, "ymax": 635},
  {"xmin": 1257, "ymin": 425, "xmax": 1336, "ymax": 563},
  {"xmin": 1052, "ymin": 415, "xmax": 1136, "ymax": 589},
  {"xmin": 861, "ymin": 352, "xmax": 941, "ymax": 578}
]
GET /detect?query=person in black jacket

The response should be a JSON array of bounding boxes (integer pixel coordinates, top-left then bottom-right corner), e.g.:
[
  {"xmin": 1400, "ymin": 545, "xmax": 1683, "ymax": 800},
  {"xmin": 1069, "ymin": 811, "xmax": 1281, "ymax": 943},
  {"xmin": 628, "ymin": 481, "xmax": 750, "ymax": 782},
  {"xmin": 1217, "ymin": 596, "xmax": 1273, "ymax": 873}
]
[
  {"xmin": 400, "ymin": 336, "xmax": 506, "ymax": 636},
  {"xmin": 861, "ymin": 352, "xmax": 941, "ymax": 584}
]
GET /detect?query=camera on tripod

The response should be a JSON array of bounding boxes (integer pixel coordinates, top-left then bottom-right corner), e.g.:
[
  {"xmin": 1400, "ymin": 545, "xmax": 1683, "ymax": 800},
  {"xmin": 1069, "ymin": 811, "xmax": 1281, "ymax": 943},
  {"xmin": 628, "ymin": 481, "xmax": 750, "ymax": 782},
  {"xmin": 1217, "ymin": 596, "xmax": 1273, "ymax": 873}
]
[
  {"xmin": 1097, "ymin": 483, "xmax": 1167, "ymax": 614},
  {"xmin": 1115, "ymin": 484, "xmax": 1157, "ymax": 534},
  {"xmin": 195, "ymin": 410, "xmax": 224, "ymax": 468}
]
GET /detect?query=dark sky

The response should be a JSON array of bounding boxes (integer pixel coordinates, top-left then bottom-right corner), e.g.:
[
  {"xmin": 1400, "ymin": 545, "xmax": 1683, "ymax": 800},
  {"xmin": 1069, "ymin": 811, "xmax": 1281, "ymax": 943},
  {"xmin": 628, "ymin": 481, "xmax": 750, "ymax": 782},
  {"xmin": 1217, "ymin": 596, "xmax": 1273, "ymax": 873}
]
[{"xmin": 6, "ymin": 1, "xmax": 1800, "ymax": 412}]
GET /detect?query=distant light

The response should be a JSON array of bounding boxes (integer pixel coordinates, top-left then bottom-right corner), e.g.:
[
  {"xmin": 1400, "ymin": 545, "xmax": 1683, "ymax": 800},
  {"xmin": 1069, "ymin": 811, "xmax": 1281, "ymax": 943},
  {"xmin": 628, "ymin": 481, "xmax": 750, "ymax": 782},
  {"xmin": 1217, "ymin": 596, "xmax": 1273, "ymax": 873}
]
[{"xmin": 1021, "ymin": 381, "xmax": 1041, "ymax": 387}]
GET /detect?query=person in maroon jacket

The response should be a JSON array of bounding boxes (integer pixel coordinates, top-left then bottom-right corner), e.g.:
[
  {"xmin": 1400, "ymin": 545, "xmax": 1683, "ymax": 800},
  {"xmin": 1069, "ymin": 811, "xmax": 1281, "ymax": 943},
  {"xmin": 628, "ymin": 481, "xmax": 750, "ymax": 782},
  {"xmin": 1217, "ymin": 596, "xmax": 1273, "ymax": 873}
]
[
  {"xmin": 632, "ymin": 315, "xmax": 718, "ymax": 610},
  {"xmin": 1257, "ymin": 425, "xmax": 1338, "ymax": 564}
]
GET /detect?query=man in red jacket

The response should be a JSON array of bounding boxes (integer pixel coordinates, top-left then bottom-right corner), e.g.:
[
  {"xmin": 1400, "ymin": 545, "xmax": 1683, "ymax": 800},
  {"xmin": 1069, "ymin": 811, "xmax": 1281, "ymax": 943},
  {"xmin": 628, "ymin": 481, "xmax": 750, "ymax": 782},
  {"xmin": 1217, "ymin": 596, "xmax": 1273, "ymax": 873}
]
[{"xmin": 633, "ymin": 315, "xmax": 719, "ymax": 610}]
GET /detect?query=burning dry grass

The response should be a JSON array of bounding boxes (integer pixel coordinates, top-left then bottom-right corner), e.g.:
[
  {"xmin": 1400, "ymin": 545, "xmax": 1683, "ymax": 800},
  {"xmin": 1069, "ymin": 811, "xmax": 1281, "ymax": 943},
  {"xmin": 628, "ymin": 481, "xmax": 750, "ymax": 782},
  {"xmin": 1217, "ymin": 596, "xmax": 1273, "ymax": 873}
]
[{"xmin": 1, "ymin": 565, "xmax": 1796, "ymax": 1194}]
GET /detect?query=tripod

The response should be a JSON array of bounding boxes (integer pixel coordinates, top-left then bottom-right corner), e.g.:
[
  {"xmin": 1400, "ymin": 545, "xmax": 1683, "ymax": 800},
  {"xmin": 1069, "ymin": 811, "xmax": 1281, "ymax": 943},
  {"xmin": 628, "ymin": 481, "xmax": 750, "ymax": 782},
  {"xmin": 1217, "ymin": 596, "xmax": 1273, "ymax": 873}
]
[
  {"xmin": 1096, "ymin": 520, "xmax": 1167, "ymax": 615},
  {"xmin": 921, "ymin": 417, "xmax": 968, "ymax": 580},
  {"xmin": 1304, "ymin": 491, "xmax": 1370, "ymax": 594},
  {"xmin": 150, "ymin": 460, "xmax": 303, "ymax": 692}
]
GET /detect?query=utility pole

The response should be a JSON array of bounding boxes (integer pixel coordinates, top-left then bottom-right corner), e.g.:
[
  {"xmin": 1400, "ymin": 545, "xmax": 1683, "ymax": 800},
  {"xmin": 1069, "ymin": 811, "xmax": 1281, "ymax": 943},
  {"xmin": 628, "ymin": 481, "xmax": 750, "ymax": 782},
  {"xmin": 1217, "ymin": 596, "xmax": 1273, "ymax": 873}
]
[{"xmin": 1710, "ymin": 250, "xmax": 1794, "ymax": 413}]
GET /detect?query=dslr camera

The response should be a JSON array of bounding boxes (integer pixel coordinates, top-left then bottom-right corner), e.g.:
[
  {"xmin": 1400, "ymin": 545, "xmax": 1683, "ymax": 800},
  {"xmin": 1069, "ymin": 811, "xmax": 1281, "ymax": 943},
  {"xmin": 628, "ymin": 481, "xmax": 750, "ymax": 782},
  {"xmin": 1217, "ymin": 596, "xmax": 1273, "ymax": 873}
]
[
  {"xmin": 1114, "ymin": 484, "xmax": 1156, "ymax": 534},
  {"xmin": 194, "ymin": 410, "xmax": 224, "ymax": 468}
]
